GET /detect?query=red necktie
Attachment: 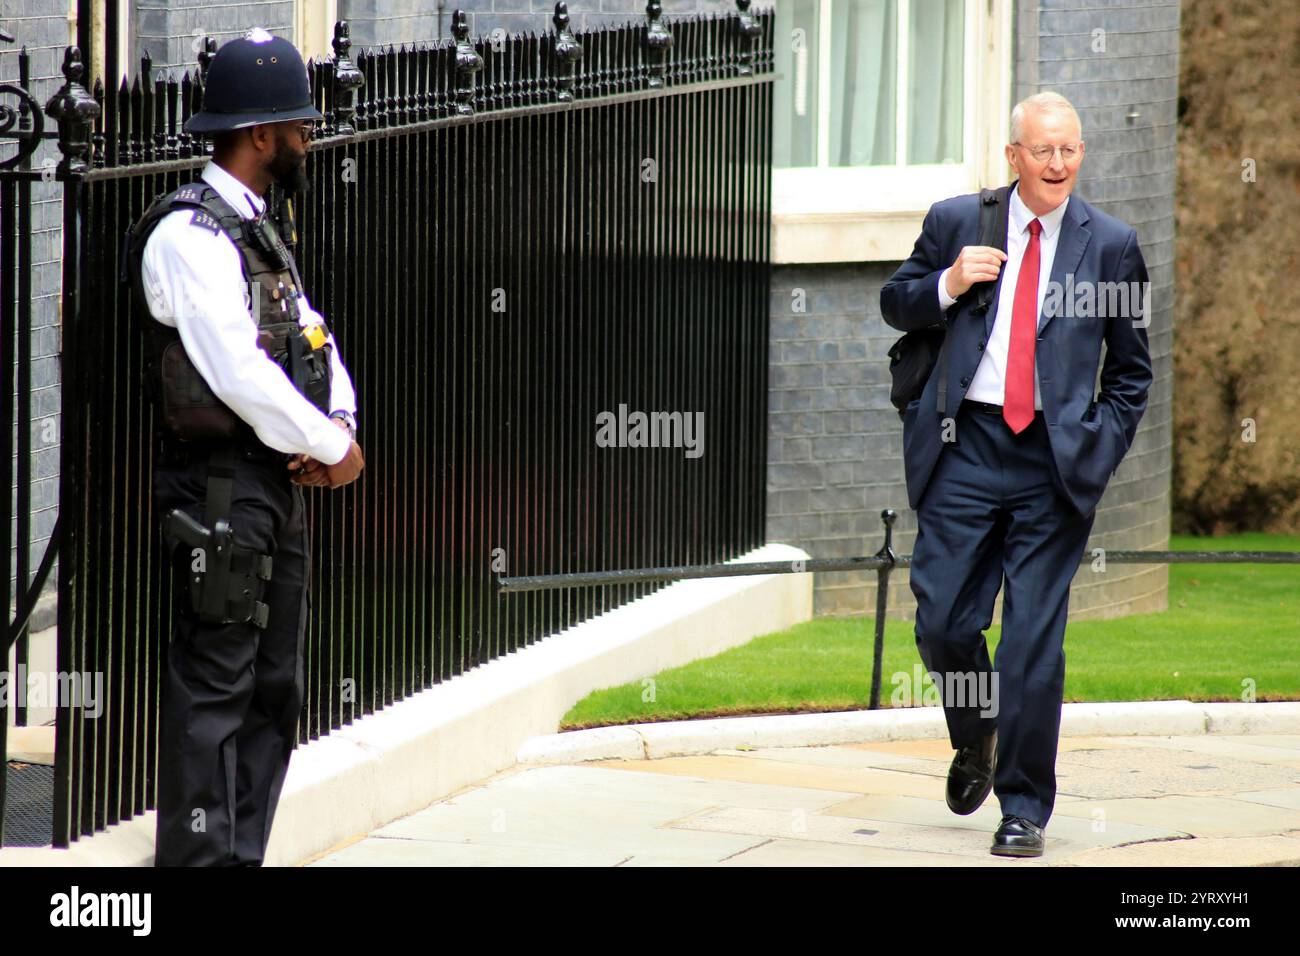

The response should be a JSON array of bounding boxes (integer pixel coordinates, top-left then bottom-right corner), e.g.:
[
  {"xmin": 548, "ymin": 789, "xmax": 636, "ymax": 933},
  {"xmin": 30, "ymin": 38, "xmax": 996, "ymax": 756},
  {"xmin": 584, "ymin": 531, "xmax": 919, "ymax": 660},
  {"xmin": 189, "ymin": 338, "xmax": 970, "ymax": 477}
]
[{"xmin": 1004, "ymin": 217, "xmax": 1042, "ymax": 434}]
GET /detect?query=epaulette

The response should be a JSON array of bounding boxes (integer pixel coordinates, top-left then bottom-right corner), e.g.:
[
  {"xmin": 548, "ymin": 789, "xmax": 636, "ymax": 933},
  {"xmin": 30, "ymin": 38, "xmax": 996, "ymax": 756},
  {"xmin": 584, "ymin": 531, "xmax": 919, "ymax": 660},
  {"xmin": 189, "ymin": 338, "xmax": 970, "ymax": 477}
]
[
  {"xmin": 119, "ymin": 182, "xmax": 233, "ymax": 286},
  {"xmin": 188, "ymin": 208, "xmax": 223, "ymax": 235},
  {"xmin": 170, "ymin": 182, "xmax": 214, "ymax": 207}
]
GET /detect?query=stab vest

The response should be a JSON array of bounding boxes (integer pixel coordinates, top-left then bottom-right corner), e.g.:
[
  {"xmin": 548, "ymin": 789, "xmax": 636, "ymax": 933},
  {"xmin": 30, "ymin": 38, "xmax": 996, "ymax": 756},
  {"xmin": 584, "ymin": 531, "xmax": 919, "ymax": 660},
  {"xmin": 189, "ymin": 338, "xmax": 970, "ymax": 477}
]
[{"xmin": 122, "ymin": 181, "xmax": 332, "ymax": 443}]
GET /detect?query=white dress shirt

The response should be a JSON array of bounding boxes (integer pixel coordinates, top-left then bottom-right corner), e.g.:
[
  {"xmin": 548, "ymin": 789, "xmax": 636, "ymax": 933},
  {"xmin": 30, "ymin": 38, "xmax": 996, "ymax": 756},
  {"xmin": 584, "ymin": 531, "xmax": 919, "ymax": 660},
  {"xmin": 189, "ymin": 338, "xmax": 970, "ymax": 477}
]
[
  {"xmin": 937, "ymin": 183, "xmax": 1070, "ymax": 410},
  {"xmin": 141, "ymin": 160, "xmax": 356, "ymax": 465}
]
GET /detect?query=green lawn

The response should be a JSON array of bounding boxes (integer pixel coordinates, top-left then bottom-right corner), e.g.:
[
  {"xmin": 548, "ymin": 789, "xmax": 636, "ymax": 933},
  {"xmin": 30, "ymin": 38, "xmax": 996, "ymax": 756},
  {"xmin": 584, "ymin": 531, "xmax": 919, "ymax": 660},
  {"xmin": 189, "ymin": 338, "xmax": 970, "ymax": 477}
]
[{"xmin": 560, "ymin": 533, "xmax": 1300, "ymax": 730}]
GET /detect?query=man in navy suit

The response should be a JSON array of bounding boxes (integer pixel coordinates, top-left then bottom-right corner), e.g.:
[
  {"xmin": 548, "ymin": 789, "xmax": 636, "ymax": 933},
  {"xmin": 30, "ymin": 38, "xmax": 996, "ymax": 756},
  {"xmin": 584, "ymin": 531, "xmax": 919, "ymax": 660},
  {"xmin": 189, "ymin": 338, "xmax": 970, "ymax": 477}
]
[{"xmin": 880, "ymin": 92, "xmax": 1152, "ymax": 857}]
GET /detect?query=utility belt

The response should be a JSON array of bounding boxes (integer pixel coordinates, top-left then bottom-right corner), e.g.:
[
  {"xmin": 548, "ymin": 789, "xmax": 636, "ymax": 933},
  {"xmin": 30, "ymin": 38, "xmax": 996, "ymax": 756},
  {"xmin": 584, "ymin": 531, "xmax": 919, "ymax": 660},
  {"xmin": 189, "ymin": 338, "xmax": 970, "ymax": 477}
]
[
  {"xmin": 158, "ymin": 434, "xmax": 292, "ymax": 468},
  {"xmin": 159, "ymin": 440, "xmax": 276, "ymax": 629}
]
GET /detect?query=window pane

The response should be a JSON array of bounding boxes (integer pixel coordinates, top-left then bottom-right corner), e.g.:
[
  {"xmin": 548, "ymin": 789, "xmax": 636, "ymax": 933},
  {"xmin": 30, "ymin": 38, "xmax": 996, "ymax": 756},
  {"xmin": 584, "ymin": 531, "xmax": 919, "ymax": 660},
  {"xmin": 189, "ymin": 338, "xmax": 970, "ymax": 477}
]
[
  {"xmin": 773, "ymin": 0, "xmax": 820, "ymax": 167},
  {"xmin": 829, "ymin": 0, "xmax": 897, "ymax": 167},
  {"xmin": 907, "ymin": 0, "xmax": 964, "ymax": 164}
]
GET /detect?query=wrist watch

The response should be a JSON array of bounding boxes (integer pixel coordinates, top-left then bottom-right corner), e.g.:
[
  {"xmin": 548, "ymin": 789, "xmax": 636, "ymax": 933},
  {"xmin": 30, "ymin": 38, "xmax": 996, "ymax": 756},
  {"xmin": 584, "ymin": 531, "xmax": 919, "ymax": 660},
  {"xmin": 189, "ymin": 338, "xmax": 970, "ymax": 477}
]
[{"xmin": 330, "ymin": 410, "xmax": 357, "ymax": 441}]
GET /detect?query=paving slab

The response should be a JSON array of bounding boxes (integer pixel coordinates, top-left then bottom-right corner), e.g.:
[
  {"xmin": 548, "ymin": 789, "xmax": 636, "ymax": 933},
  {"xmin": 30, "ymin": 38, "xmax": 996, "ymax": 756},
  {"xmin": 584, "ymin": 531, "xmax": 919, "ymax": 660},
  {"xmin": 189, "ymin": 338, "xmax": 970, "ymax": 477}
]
[
  {"xmin": 1053, "ymin": 744, "xmax": 1300, "ymax": 800},
  {"xmin": 715, "ymin": 839, "xmax": 1015, "ymax": 867},
  {"xmin": 1068, "ymin": 832, "xmax": 1300, "ymax": 867},
  {"xmin": 821, "ymin": 794, "xmax": 1170, "ymax": 847},
  {"xmin": 712, "ymin": 745, "xmax": 936, "ymax": 771},
  {"xmin": 314, "ymin": 838, "xmax": 632, "ymax": 867},
  {"xmin": 592, "ymin": 753, "xmax": 945, "ymax": 798},
  {"xmin": 1050, "ymin": 794, "xmax": 1300, "ymax": 838},
  {"xmin": 472, "ymin": 763, "xmax": 859, "ymax": 811},
  {"xmin": 1102, "ymin": 734, "xmax": 1300, "ymax": 768},
  {"xmin": 1232, "ymin": 788, "xmax": 1300, "ymax": 811},
  {"xmin": 840, "ymin": 738, "xmax": 958, "ymax": 761},
  {"xmin": 308, "ymin": 731, "xmax": 1300, "ymax": 867},
  {"xmin": 1234, "ymin": 735, "xmax": 1300, "ymax": 752},
  {"xmin": 670, "ymin": 804, "xmax": 1095, "ymax": 862}
]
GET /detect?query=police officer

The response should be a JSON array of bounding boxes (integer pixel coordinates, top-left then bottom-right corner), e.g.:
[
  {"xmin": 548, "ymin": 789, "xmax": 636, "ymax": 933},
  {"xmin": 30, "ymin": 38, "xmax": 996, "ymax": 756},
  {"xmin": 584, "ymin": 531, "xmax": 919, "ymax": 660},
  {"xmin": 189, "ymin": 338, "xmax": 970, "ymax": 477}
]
[{"xmin": 124, "ymin": 27, "xmax": 365, "ymax": 866}]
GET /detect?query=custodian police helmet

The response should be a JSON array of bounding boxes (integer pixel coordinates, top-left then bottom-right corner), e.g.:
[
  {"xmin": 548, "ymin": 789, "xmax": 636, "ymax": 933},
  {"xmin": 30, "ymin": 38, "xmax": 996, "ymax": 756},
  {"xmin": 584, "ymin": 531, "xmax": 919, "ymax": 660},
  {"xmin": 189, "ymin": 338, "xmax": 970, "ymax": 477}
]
[{"xmin": 183, "ymin": 27, "xmax": 325, "ymax": 135}]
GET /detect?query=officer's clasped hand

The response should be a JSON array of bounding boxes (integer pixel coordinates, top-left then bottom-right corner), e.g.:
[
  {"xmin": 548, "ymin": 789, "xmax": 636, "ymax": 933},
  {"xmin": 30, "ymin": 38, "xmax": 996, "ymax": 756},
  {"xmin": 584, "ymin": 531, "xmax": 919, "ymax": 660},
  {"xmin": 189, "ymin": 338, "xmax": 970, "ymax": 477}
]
[{"xmin": 288, "ymin": 419, "xmax": 364, "ymax": 488}]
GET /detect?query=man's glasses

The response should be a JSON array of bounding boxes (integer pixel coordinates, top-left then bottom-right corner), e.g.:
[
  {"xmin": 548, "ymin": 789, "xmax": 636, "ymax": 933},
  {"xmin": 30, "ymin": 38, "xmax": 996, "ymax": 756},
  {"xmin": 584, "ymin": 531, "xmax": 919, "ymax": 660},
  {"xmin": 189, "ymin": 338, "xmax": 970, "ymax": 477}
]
[
  {"xmin": 289, "ymin": 121, "xmax": 316, "ymax": 143},
  {"xmin": 1013, "ymin": 142, "xmax": 1081, "ymax": 163}
]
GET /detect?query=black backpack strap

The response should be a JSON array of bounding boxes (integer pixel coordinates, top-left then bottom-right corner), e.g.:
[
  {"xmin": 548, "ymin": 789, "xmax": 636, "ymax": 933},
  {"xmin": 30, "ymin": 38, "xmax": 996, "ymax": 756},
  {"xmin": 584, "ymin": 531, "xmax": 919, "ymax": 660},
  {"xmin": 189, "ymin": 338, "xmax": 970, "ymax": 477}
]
[
  {"xmin": 937, "ymin": 185, "xmax": 1010, "ymax": 417},
  {"xmin": 973, "ymin": 185, "xmax": 1011, "ymax": 313}
]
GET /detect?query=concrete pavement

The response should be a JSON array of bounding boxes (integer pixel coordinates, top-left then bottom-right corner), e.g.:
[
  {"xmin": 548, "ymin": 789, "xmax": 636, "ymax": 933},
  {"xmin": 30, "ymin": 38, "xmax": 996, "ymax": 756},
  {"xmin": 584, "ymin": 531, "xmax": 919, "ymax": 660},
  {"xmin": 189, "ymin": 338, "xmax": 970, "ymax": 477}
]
[{"xmin": 306, "ymin": 730, "xmax": 1300, "ymax": 866}]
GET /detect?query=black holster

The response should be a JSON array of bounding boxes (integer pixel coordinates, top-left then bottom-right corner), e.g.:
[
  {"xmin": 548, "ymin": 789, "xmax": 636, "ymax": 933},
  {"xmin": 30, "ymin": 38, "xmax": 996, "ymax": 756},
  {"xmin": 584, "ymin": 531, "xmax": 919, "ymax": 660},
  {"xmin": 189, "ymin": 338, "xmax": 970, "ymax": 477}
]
[{"xmin": 161, "ymin": 444, "xmax": 274, "ymax": 628}]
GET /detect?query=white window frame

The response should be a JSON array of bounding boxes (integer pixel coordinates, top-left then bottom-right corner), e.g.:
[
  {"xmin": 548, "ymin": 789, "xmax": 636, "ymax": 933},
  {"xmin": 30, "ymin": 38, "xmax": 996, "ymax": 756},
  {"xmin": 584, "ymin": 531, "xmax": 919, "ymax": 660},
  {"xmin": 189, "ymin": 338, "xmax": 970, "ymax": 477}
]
[
  {"xmin": 297, "ymin": 0, "xmax": 339, "ymax": 62},
  {"xmin": 80, "ymin": 0, "xmax": 131, "ymax": 84},
  {"xmin": 772, "ymin": 0, "xmax": 1013, "ymax": 263}
]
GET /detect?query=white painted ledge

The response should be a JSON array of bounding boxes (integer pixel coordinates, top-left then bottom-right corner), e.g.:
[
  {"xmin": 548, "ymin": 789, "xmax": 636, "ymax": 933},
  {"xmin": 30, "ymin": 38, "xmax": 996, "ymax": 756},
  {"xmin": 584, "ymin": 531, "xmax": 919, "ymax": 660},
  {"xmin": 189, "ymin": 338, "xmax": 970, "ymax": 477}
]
[{"xmin": 772, "ymin": 209, "xmax": 926, "ymax": 264}]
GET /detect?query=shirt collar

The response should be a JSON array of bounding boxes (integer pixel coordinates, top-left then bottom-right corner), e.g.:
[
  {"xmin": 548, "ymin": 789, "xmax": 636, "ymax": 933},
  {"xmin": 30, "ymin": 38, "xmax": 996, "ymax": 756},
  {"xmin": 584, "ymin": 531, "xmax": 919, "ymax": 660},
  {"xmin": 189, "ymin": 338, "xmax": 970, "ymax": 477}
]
[
  {"xmin": 1010, "ymin": 181, "xmax": 1069, "ymax": 240},
  {"xmin": 200, "ymin": 160, "xmax": 265, "ymax": 220}
]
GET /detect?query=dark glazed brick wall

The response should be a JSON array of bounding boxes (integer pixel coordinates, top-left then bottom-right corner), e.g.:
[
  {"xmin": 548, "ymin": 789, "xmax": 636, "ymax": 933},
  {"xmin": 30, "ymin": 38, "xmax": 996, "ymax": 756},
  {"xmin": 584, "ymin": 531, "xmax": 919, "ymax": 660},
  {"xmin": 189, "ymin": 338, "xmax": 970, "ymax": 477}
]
[
  {"xmin": 0, "ymin": 1, "xmax": 69, "ymax": 608},
  {"xmin": 1013, "ymin": 0, "xmax": 1177, "ymax": 619},
  {"xmin": 132, "ymin": 0, "xmax": 295, "ymax": 73},
  {"xmin": 764, "ymin": 0, "xmax": 1178, "ymax": 622},
  {"xmin": 337, "ymin": 0, "xmax": 741, "ymax": 46}
]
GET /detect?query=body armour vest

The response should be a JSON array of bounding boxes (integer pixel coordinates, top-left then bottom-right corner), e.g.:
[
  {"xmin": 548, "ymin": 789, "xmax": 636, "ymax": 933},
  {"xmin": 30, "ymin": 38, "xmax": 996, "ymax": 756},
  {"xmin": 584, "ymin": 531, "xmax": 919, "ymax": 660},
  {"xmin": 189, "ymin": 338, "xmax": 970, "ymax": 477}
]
[{"xmin": 122, "ymin": 181, "xmax": 332, "ymax": 443}]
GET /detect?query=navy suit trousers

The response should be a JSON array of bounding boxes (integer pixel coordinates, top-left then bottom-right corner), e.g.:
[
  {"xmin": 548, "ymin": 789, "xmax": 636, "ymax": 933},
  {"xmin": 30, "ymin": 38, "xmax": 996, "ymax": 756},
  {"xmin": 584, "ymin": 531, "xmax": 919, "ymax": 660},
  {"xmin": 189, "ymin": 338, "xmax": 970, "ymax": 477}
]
[{"xmin": 909, "ymin": 400, "xmax": 1095, "ymax": 828}]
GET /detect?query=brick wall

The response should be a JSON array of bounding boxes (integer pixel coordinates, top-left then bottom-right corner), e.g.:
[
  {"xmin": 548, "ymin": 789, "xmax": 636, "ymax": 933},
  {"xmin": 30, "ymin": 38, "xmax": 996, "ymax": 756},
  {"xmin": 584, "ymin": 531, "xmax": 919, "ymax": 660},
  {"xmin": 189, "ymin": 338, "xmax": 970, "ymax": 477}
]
[
  {"xmin": 767, "ymin": 263, "xmax": 916, "ymax": 618},
  {"xmin": 0, "ymin": 0, "xmax": 71, "ymax": 616},
  {"xmin": 765, "ymin": 0, "xmax": 1178, "ymax": 622},
  {"xmin": 1016, "ymin": 0, "xmax": 1178, "ymax": 619},
  {"xmin": 131, "ymin": 0, "xmax": 295, "ymax": 73},
  {"xmin": 338, "ymin": 0, "xmax": 739, "ymax": 47}
]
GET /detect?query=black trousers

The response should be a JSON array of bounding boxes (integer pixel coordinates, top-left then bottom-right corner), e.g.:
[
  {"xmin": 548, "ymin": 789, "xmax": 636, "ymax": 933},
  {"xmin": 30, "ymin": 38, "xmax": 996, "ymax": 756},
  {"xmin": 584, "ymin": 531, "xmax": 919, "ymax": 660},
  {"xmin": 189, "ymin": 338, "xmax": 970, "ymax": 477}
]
[{"xmin": 152, "ymin": 442, "xmax": 310, "ymax": 866}]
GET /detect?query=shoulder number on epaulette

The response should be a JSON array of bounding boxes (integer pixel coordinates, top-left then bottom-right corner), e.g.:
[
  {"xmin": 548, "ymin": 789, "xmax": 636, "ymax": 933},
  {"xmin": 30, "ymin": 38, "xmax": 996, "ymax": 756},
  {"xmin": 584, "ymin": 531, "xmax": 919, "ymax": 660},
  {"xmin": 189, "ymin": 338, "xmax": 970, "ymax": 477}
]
[
  {"xmin": 174, "ymin": 184, "xmax": 206, "ymax": 204},
  {"xmin": 188, "ymin": 209, "xmax": 222, "ymax": 235}
]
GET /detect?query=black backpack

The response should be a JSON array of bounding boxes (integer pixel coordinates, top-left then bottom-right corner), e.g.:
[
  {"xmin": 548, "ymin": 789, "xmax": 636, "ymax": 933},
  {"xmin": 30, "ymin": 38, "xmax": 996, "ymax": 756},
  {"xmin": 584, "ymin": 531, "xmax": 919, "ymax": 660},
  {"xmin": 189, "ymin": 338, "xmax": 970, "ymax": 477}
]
[{"xmin": 887, "ymin": 185, "xmax": 1010, "ymax": 418}]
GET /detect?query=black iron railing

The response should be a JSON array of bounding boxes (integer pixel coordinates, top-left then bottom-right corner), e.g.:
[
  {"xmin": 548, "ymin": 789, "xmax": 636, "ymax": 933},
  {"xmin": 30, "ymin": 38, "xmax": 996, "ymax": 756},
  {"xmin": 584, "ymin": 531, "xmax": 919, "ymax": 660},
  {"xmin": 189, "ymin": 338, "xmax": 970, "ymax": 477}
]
[
  {"xmin": 0, "ymin": 2, "xmax": 774, "ymax": 846},
  {"xmin": 498, "ymin": 508, "xmax": 1300, "ymax": 712},
  {"xmin": 0, "ymin": 35, "xmax": 67, "ymax": 850}
]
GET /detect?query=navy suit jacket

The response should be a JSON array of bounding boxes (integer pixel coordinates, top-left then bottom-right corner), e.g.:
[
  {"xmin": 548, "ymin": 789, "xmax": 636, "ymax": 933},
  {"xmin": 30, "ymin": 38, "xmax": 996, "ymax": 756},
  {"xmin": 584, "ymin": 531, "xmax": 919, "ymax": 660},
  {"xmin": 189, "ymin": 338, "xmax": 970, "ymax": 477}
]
[{"xmin": 880, "ymin": 183, "xmax": 1153, "ymax": 517}]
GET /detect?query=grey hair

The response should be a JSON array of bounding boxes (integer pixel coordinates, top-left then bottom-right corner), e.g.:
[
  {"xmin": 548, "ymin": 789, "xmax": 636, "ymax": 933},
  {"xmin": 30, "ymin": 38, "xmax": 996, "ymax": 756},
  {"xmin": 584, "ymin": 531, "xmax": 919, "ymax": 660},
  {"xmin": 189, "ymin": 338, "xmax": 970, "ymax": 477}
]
[{"xmin": 1010, "ymin": 92, "xmax": 1082, "ymax": 143}]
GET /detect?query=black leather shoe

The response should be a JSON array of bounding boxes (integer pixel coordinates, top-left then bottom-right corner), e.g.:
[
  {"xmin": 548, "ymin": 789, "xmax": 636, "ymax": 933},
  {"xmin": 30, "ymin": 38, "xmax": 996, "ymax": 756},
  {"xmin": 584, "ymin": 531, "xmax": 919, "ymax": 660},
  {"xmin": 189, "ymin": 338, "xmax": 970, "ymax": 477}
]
[
  {"xmin": 945, "ymin": 729, "xmax": 996, "ymax": 815},
  {"xmin": 990, "ymin": 815, "xmax": 1044, "ymax": 857}
]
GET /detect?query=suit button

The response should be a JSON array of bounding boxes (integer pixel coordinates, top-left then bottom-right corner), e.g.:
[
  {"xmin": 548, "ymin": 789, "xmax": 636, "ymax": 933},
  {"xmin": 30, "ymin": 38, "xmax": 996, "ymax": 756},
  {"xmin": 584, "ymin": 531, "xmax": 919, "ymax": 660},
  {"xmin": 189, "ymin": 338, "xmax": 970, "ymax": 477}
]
[
  {"xmin": 977, "ymin": 340, "xmax": 985, "ymax": 351},
  {"xmin": 959, "ymin": 376, "xmax": 970, "ymax": 387}
]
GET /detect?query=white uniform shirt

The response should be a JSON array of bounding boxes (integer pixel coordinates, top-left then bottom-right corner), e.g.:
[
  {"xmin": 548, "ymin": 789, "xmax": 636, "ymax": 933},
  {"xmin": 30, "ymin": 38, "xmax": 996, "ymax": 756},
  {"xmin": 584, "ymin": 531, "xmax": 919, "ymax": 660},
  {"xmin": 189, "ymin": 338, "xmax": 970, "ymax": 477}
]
[
  {"xmin": 141, "ymin": 160, "xmax": 356, "ymax": 465},
  {"xmin": 936, "ymin": 183, "xmax": 1070, "ymax": 410}
]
